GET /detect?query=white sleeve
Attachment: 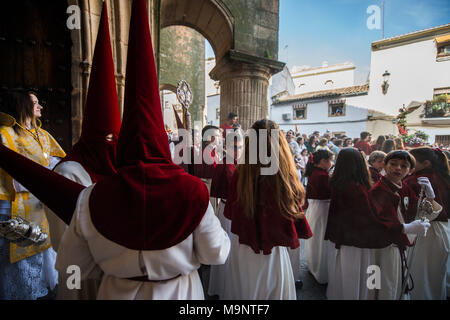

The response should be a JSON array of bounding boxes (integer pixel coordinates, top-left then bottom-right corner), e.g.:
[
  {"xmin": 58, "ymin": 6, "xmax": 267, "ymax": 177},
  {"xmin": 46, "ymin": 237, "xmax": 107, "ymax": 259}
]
[
  {"xmin": 55, "ymin": 187, "xmax": 102, "ymax": 281},
  {"xmin": 193, "ymin": 202, "xmax": 230, "ymax": 265},
  {"xmin": 45, "ymin": 161, "xmax": 92, "ymax": 251}
]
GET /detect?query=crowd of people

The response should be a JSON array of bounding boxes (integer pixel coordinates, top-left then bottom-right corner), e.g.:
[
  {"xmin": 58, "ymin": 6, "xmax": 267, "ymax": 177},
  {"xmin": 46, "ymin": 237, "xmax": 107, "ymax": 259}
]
[{"xmin": 0, "ymin": 0, "xmax": 448, "ymax": 301}]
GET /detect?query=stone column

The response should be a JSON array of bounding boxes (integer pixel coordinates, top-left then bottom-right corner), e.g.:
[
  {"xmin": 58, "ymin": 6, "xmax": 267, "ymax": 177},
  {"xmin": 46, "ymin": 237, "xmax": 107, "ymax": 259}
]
[{"xmin": 210, "ymin": 50, "xmax": 284, "ymax": 130}]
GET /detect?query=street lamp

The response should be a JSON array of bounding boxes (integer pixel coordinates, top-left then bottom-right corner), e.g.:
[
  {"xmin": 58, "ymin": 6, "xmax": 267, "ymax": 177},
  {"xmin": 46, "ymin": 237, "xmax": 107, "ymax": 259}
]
[{"xmin": 382, "ymin": 70, "xmax": 390, "ymax": 95}]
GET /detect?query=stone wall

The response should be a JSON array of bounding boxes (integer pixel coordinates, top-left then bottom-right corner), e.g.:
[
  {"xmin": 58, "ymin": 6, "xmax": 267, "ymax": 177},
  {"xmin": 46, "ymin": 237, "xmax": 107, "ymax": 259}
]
[
  {"xmin": 159, "ymin": 26, "xmax": 205, "ymax": 126},
  {"xmin": 70, "ymin": 0, "xmax": 159, "ymax": 144},
  {"xmin": 222, "ymin": 0, "xmax": 279, "ymax": 60}
]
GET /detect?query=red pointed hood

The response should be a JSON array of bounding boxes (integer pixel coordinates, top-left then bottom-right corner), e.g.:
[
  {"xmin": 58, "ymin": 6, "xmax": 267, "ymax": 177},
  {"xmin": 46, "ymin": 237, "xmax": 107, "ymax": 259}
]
[
  {"xmin": 115, "ymin": 0, "xmax": 170, "ymax": 166},
  {"xmin": 0, "ymin": 143, "xmax": 84, "ymax": 225},
  {"xmin": 59, "ymin": 2, "xmax": 121, "ymax": 182},
  {"xmin": 89, "ymin": 0, "xmax": 209, "ymax": 250}
]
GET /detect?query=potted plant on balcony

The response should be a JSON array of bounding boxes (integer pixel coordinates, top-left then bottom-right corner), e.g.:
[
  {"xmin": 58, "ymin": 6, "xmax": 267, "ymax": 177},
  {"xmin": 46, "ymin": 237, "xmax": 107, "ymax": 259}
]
[{"xmin": 424, "ymin": 95, "xmax": 450, "ymax": 118}]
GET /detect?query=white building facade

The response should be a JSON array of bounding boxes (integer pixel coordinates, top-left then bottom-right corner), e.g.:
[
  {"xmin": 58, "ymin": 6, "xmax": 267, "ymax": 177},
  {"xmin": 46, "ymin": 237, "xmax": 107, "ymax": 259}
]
[
  {"xmin": 205, "ymin": 57, "xmax": 221, "ymax": 126},
  {"xmin": 367, "ymin": 24, "xmax": 450, "ymax": 144},
  {"xmin": 291, "ymin": 62, "xmax": 355, "ymax": 95},
  {"xmin": 271, "ymin": 84, "xmax": 397, "ymax": 139}
]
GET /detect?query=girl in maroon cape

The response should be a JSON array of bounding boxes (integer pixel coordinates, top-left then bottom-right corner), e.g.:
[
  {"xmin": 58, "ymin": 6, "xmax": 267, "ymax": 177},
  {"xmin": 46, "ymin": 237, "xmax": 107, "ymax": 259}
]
[
  {"xmin": 325, "ymin": 148, "xmax": 429, "ymax": 300},
  {"xmin": 303, "ymin": 149, "xmax": 334, "ymax": 284},
  {"xmin": 369, "ymin": 150, "xmax": 439, "ymax": 300},
  {"xmin": 223, "ymin": 119, "xmax": 312, "ymax": 300},
  {"xmin": 404, "ymin": 147, "xmax": 449, "ymax": 300}
]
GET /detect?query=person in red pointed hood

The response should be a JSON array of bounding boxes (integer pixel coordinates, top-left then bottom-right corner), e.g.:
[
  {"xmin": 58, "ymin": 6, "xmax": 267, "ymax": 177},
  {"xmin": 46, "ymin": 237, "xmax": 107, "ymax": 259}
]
[
  {"xmin": 54, "ymin": 0, "xmax": 230, "ymax": 300},
  {"xmin": 43, "ymin": 2, "xmax": 121, "ymax": 251},
  {"xmin": 45, "ymin": 2, "xmax": 121, "ymax": 300},
  {"xmin": 56, "ymin": 1, "xmax": 121, "ymax": 185}
]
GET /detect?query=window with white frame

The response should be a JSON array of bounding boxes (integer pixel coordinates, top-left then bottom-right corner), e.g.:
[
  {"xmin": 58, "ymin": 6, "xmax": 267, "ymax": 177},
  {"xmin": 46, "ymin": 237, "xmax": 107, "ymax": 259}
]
[
  {"xmin": 328, "ymin": 99, "xmax": 346, "ymax": 117},
  {"xmin": 435, "ymin": 35, "xmax": 450, "ymax": 60},
  {"xmin": 293, "ymin": 103, "xmax": 307, "ymax": 120}
]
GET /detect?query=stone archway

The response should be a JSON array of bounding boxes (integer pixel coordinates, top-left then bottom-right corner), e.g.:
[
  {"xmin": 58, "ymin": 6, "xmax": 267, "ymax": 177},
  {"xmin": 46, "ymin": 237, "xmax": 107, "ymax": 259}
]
[
  {"xmin": 160, "ymin": 0, "xmax": 233, "ymax": 61},
  {"xmin": 160, "ymin": 0, "xmax": 284, "ymax": 130}
]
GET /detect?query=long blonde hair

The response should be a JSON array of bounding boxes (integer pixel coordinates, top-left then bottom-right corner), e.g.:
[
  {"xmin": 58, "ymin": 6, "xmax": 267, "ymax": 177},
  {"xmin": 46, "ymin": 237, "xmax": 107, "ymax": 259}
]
[{"xmin": 236, "ymin": 119, "xmax": 306, "ymax": 221}]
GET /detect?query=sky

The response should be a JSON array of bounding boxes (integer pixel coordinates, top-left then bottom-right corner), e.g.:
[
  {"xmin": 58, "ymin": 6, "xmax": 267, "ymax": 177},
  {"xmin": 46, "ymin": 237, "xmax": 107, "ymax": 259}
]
[{"xmin": 206, "ymin": 0, "xmax": 450, "ymax": 84}]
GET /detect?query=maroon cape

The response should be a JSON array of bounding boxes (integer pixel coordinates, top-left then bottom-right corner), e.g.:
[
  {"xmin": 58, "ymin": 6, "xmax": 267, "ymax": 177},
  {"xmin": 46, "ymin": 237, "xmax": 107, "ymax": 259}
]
[
  {"xmin": 224, "ymin": 171, "xmax": 313, "ymax": 255},
  {"xmin": 369, "ymin": 177, "xmax": 418, "ymax": 249},
  {"xmin": 306, "ymin": 167, "xmax": 331, "ymax": 200},
  {"xmin": 210, "ymin": 163, "xmax": 236, "ymax": 199},
  {"xmin": 325, "ymin": 181, "xmax": 407, "ymax": 249}
]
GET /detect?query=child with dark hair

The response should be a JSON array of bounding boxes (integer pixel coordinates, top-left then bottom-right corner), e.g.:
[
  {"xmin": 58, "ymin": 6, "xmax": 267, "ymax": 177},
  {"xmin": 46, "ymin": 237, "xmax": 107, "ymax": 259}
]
[
  {"xmin": 368, "ymin": 151, "xmax": 386, "ymax": 184},
  {"xmin": 304, "ymin": 149, "xmax": 334, "ymax": 284},
  {"xmin": 381, "ymin": 139, "xmax": 395, "ymax": 154},
  {"xmin": 325, "ymin": 148, "xmax": 430, "ymax": 300},
  {"xmin": 403, "ymin": 147, "xmax": 449, "ymax": 300},
  {"xmin": 372, "ymin": 135, "xmax": 386, "ymax": 152},
  {"xmin": 370, "ymin": 150, "xmax": 440, "ymax": 300}
]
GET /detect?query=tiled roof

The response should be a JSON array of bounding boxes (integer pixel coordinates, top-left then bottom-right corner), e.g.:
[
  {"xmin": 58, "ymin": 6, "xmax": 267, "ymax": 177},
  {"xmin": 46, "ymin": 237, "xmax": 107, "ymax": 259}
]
[
  {"xmin": 372, "ymin": 23, "xmax": 450, "ymax": 49},
  {"xmin": 274, "ymin": 84, "xmax": 369, "ymax": 104}
]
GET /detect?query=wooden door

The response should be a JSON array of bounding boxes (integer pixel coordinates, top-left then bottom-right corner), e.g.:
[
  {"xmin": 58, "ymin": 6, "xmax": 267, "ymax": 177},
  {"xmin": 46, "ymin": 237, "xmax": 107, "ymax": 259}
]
[{"xmin": 0, "ymin": 0, "xmax": 72, "ymax": 151}]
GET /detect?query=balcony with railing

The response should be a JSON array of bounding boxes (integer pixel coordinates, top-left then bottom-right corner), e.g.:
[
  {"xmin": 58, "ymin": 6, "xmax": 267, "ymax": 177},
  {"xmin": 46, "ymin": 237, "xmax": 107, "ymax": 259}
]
[{"xmin": 422, "ymin": 95, "xmax": 450, "ymax": 124}]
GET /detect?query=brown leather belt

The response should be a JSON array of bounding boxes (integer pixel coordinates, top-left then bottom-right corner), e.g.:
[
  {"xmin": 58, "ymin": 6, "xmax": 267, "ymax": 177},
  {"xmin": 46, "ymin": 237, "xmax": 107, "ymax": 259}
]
[{"xmin": 126, "ymin": 274, "xmax": 182, "ymax": 283}]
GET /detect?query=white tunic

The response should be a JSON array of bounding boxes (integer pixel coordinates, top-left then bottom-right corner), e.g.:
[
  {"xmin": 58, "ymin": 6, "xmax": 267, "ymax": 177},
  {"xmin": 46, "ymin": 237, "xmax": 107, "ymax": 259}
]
[
  {"xmin": 305, "ymin": 199, "xmax": 332, "ymax": 284},
  {"xmin": 409, "ymin": 220, "xmax": 450, "ymax": 300},
  {"xmin": 223, "ymin": 236, "xmax": 296, "ymax": 300},
  {"xmin": 326, "ymin": 245, "xmax": 377, "ymax": 300},
  {"xmin": 207, "ymin": 199, "xmax": 234, "ymax": 298},
  {"xmin": 374, "ymin": 245, "xmax": 403, "ymax": 300},
  {"xmin": 45, "ymin": 161, "xmax": 92, "ymax": 251},
  {"xmin": 43, "ymin": 161, "xmax": 97, "ymax": 300},
  {"xmin": 288, "ymin": 245, "xmax": 302, "ymax": 281},
  {"xmin": 55, "ymin": 186, "xmax": 230, "ymax": 300}
]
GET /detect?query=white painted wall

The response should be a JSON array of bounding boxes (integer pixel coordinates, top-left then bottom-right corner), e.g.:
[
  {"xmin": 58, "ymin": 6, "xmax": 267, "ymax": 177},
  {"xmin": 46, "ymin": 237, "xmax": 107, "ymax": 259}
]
[
  {"xmin": 272, "ymin": 96, "xmax": 369, "ymax": 138},
  {"xmin": 291, "ymin": 63, "xmax": 355, "ymax": 94},
  {"xmin": 367, "ymin": 37, "xmax": 450, "ymax": 116},
  {"xmin": 161, "ymin": 90, "xmax": 180, "ymax": 132},
  {"xmin": 205, "ymin": 58, "xmax": 219, "ymax": 96},
  {"xmin": 206, "ymin": 94, "xmax": 220, "ymax": 126}
]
